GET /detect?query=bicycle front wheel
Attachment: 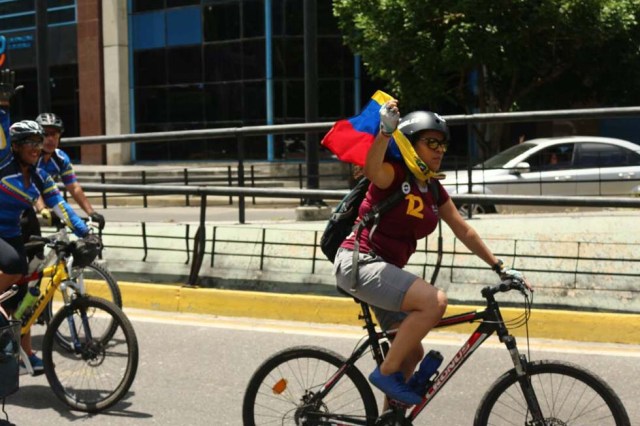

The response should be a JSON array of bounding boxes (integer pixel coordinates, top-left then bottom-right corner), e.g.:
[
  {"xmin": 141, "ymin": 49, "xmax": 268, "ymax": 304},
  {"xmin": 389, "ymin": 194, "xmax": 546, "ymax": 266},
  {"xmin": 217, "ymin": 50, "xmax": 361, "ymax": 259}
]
[
  {"xmin": 243, "ymin": 346, "xmax": 379, "ymax": 426},
  {"xmin": 474, "ymin": 360, "xmax": 630, "ymax": 426},
  {"xmin": 42, "ymin": 296, "xmax": 139, "ymax": 413}
]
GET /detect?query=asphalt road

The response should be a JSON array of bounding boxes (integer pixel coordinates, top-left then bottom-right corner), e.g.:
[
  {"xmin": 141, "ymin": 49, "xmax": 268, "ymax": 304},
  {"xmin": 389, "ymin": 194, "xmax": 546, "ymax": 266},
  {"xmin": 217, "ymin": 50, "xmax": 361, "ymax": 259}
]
[{"xmin": 4, "ymin": 309, "xmax": 639, "ymax": 425}]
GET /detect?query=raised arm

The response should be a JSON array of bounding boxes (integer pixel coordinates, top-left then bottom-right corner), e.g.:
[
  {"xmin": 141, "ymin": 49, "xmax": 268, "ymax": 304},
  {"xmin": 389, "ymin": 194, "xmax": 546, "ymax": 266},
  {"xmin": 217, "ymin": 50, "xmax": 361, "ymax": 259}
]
[{"xmin": 363, "ymin": 100, "xmax": 399, "ymax": 190}]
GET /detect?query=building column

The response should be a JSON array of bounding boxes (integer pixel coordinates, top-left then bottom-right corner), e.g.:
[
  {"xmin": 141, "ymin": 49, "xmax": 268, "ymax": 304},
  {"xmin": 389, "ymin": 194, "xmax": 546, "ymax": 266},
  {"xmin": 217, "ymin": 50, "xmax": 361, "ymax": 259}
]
[
  {"xmin": 103, "ymin": 0, "xmax": 131, "ymax": 165},
  {"xmin": 77, "ymin": 0, "xmax": 105, "ymax": 164}
]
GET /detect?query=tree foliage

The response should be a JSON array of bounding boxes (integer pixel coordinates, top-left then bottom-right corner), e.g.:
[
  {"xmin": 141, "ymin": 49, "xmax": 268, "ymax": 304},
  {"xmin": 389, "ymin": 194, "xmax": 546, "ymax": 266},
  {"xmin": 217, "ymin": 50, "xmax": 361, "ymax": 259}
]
[{"xmin": 333, "ymin": 0, "xmax": 640, "ymax": 115}]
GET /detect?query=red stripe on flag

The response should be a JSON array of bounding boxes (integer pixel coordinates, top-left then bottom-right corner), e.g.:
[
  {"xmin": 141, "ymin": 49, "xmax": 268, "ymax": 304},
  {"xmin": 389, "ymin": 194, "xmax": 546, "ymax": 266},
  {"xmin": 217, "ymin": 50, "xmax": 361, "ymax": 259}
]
[{"xmin": 321, "ymin": 120, "xmax": 375, "ymax": 167}]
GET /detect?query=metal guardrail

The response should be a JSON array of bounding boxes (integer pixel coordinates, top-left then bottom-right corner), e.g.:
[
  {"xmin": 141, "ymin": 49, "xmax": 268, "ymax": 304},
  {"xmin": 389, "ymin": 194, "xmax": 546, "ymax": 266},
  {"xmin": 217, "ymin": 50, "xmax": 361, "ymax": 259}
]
[
  {"xmin": 77, "ymin": 164, "xmax": 347, "ymax": 208},
  {"xmin": 79, "ymin": 183, "xmax": 640, "ymax": 286},
  {"xmin": 60, "ymin": 105, "xmax": 640, "ymax": 147},
  {"xmin": 55, "ymin": 105, "xmax": 640, "ymax": 287},
  {"xmin": 60, "ymin": 103, "xmax": 640, "ymax": 220},
  {"xmin": 80, "ymin": 183, "xmax": 640, "ymax": 207},
  {"xmin": 98, "ymin": 222, "xmax": 640, "ymax": 304}
]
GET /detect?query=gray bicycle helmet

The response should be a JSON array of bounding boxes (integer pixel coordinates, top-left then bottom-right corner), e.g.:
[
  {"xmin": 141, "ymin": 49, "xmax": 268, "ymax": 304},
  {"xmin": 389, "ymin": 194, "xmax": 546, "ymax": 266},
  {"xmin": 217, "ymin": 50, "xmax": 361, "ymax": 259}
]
[
  {"xmin": 397, "ymin": 111, "xmax": 450, "ymax": 143},
  {"xmin": 36, "ymin": 112, "xmax": 64, "ymax": 133},
  {"xmin": 9, "ymin": 120, "xmax": 44, "ymax": 145}
]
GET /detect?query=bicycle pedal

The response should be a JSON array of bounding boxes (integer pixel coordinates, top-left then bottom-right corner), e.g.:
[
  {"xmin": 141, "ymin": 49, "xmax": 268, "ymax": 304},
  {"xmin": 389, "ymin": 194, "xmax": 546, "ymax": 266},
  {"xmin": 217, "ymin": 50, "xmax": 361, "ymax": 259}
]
[{"xmin": 32, "ymin": 370, "xmax": 46, "ymax": 377}]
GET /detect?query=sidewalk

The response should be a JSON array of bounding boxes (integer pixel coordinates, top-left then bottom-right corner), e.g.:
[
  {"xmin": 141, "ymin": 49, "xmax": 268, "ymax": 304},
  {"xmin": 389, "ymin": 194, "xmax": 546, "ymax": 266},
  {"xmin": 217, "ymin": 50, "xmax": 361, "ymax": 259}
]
[
  {"xmin": 77, "ymin": 205, "xmax": 640, "ymax": 345},
  {"xmin": 61, "ymin": 162, "xmax": 640, "ymax": 344},
  {"xmin": 97, "ymin": 208, "xmax": 640, "ymax": 312}
]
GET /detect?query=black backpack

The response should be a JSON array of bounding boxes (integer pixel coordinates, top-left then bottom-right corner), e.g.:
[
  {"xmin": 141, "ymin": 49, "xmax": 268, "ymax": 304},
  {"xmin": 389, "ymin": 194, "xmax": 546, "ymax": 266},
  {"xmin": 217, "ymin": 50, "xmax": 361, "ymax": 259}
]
[{"xmin": 320, "ymin": 177, "xmax": 372, "ymax": 263}]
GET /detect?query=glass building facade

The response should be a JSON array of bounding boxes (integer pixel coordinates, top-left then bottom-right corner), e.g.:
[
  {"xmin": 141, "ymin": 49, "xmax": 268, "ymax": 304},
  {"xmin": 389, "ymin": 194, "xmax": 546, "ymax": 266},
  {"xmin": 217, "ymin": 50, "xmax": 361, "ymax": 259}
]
[
  {"xmin": 0, "ymin": 0, "xmax": 378, "ymax": 163},
  {"xmin": 0, "ymin": 0, "xmax": 80, "ymax": 159},
  {"xmin": 129, "ymin": 0, "xmax": 373, "ymax": 162}
]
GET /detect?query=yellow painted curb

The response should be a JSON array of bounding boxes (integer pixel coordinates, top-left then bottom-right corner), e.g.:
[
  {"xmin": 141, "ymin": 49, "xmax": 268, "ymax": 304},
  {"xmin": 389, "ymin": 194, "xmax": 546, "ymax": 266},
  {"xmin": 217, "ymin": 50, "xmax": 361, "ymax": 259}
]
[{"xmin": 119, "ymin": 282, "xmax": 640, "ymax": 345}]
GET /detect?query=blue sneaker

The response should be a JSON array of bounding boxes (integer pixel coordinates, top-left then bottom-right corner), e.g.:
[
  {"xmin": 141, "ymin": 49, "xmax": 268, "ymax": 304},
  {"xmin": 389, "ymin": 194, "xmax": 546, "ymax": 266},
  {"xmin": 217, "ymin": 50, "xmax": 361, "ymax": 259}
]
[
  {"xmin": 369, "ymin": 366, "xmax": 422, "ymax": 405},
  {"xmin": 19, "ymin": 352, "xmax": 44, "ymax": 375},
  {"xmin": 406, "ymin": 375, "xmax": 429, "ymax": 396}
]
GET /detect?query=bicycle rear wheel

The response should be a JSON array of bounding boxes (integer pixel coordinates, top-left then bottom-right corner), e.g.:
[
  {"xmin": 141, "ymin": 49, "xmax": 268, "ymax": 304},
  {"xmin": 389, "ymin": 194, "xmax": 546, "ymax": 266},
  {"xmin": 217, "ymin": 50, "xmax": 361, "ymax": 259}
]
[
  {"xmin": 42, "ymin": 296, "xmax": 138, "ymax": 413},
  {"xmin": 474, "ymin": 360, "xmax": 630, "ymax": 425},
  {"xmin": 74, "ymin": 261, "xmax": 122, "ymax": 307},
  {"xmin": 243, "ymin": 345, "xmax": 379, "ymax": 426},
  {"xmin": 41, "ymin": 260, "xmax": 121, "ymax": 319}
]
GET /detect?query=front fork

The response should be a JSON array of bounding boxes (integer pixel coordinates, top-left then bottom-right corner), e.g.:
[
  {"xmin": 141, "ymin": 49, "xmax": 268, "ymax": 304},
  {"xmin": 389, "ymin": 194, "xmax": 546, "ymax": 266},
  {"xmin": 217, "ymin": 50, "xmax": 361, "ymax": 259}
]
[
  {"xmin": 63, "ymin": 293, "xmax": 93, "ymax": 353},
  {"xmin": 503, "ymin": 335, "xmax": 544, "ymax": 422}
]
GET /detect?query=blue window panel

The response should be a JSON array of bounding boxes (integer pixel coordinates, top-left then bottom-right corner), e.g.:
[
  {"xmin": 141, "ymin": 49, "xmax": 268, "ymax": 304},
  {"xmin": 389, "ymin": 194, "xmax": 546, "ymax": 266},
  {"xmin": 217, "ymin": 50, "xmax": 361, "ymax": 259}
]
[
  {"xmin": 133, "ymin": 10, "xmax": 165, "ymax": 50},
  {"xmin": 166, "ymin": 6, "xmax": 201, "ymax": 47}
]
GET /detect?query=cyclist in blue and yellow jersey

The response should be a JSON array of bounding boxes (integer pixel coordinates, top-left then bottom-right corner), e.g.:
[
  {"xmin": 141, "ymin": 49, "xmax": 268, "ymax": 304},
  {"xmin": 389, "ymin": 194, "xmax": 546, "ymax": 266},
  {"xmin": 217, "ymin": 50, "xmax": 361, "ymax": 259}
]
[
  {"xmin": 0, "ymin": 69, "xmax": 90, "ymax": 373},
  {"xmin": 19, "ymin": 112, "xmax": 105, "ymax": 250}
]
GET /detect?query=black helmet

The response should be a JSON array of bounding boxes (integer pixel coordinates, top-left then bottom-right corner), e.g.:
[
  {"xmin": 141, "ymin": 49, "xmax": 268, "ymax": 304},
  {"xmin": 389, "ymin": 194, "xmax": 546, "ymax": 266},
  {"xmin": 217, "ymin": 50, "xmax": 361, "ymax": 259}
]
[
  {"xmin": 398, "ymin": 111, "xmax": 450, "ymax": 143},
  {"xmin": 9, "ymin": 120, "xmax": 44, "ymax": 145},
  {"xmin": 36, "ymin": 112, "xmax": 64, "ymax": 133}
]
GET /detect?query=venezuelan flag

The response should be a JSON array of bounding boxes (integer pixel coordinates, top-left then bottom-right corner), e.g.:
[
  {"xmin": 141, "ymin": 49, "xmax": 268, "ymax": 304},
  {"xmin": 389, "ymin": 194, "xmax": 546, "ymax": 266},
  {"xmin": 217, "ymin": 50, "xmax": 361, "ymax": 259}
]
[{"xmin": 322, "ymin": 90, "xmax": 398, "ymax": 166}]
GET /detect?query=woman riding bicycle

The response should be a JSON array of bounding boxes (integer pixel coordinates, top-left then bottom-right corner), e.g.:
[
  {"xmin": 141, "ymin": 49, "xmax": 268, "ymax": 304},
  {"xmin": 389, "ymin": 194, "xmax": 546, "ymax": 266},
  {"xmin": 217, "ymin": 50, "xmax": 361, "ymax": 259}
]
[
  {"xmin": 333, "ymin": 99, "xmax": 527, "ymax": 405},
  {"xmin": 0, "ymin": 70, "xmax": 90, "ymax": 372}
]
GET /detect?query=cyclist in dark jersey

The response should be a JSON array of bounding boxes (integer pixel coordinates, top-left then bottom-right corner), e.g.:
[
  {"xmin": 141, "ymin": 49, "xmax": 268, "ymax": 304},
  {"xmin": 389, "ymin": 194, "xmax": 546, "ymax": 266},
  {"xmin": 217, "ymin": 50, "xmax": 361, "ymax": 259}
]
[
  {"xmin": 35, "ymin": 112, "xmax": 105, "ymax": 229},
  {"xmin": 334, "ymin": 98, "xmax": 527, "ymax": 405}
]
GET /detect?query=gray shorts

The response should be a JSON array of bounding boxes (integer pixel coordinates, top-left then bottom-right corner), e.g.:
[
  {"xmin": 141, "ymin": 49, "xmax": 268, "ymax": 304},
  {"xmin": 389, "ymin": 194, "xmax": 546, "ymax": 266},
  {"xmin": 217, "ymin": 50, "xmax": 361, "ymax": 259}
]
[{"xmin": 333, "ymin": 248, "xmax": 418, "ymax": 330}]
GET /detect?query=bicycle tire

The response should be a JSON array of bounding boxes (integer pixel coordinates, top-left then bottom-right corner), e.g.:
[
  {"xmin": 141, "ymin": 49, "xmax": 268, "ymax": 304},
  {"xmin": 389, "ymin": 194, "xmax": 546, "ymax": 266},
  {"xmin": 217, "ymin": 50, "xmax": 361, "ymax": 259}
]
[
  {"xmin": 474, "ymin": 360, "xmax": 630, "ymax": 426},
  {"xmin": 44, "ymin": 261, "xmax": 122, "ymax": 351},
  {"xmin": 42, "ymin": 296, "xmax": 138, "ymax": 413},
  {"xmin": 243, "ymin": 345, "xmax": 379, "ymax": 426}
]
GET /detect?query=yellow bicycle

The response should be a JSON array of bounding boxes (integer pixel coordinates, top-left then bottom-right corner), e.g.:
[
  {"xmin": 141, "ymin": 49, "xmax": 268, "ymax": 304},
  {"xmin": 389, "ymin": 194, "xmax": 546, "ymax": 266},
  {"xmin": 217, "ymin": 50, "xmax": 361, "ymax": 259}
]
[{"xmin": 4, "ymin": 231, "xmax": 138, "ymax": 413}]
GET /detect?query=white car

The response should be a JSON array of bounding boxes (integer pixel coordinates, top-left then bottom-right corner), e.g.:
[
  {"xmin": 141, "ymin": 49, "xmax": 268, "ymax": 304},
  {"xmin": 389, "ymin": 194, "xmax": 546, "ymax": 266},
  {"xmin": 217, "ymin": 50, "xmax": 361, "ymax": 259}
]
[{"xmin": 441, "ymin": 136, "xmax": 640, "ymax": 214}]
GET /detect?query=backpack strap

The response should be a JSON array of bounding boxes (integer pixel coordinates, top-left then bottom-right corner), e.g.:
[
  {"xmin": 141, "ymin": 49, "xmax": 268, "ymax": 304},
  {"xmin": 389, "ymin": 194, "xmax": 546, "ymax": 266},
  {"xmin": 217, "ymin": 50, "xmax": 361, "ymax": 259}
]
[
  {"xmin": 427, "ymin": 179, "xmax": 443, "ymax": 285},
  {"xmin": 349, "ymin": 172, "xmax": 412, "ymax": 292}
]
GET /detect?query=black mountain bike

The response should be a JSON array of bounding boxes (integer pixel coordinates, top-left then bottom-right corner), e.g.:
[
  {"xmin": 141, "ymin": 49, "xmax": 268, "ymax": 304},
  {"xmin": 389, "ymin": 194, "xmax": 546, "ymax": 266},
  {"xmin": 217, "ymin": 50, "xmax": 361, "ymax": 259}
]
[{"xmin": 242, "ymin": 277, "xmax": 630, "ymax": 425}]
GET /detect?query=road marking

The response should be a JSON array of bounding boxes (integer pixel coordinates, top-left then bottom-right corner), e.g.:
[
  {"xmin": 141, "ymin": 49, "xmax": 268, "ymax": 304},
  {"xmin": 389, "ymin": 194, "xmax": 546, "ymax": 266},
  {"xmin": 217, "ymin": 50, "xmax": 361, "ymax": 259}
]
[{"xmin": 126, "ymin": 308, "xmax": 640, "ymax": 358}]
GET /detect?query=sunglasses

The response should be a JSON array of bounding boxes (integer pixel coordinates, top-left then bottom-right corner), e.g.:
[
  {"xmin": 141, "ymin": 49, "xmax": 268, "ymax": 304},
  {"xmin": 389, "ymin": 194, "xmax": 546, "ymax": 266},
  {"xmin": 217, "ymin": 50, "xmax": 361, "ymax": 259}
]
[
  {"xmin": 21, "ymin": 141, "xmax": 44, "ymax": 149},
  {"xmin": 416, "ymin": 137, "xmax": 449, "ymax": 152}
]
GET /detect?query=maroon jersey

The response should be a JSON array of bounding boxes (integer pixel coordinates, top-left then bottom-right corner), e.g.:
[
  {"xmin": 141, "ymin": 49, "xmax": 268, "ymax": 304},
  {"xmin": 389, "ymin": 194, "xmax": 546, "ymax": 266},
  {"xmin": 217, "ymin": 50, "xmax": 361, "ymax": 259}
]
[{"xmin": 341, "ymin": 162, "xmax": 449, "ymax": 267}]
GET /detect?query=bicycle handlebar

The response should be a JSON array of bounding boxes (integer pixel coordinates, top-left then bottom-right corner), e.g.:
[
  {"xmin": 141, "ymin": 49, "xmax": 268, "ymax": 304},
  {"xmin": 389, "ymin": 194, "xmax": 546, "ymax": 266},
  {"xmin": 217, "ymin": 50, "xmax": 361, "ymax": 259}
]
[
  {"xmin": 482, "ymin": 277, "xmax": 530, "ymax": 298},
  {"xmin": 28, "ymin": 234, "xmax": 70, "ymax": 250}
]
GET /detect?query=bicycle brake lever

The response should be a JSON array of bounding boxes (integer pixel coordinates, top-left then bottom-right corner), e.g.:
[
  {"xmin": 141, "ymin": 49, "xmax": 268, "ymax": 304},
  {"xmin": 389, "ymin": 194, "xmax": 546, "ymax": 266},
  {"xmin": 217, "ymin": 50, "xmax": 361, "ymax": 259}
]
[{"xmin": 510, "ymin": 278, "xmax": 530, "ymax": 297}]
